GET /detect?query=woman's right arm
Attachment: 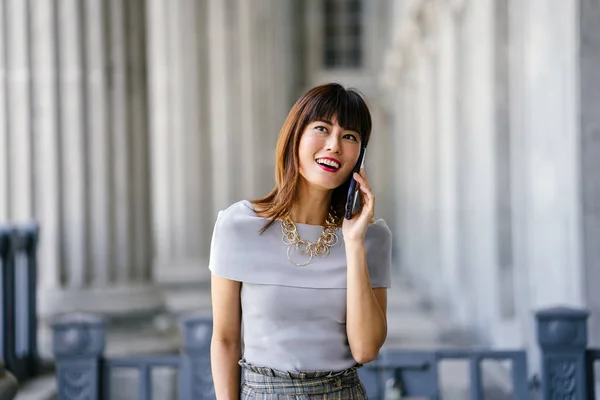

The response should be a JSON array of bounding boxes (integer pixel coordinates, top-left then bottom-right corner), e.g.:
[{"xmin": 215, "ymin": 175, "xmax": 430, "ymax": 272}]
[{"xmin": 210, "ymin": 274, "xmax": 242, "ymax": 400}]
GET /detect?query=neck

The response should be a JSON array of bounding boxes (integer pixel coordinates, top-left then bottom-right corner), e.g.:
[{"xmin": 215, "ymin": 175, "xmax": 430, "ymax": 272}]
[{"xmin": 290, "ymin": 179, "xmax": 333, "ymax": 225}]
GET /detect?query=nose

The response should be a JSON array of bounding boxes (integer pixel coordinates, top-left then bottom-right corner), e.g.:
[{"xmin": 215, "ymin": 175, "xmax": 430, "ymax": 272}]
[{"xmin": 325, "ymin": 131, "xmax": 342, "ymax": 154}]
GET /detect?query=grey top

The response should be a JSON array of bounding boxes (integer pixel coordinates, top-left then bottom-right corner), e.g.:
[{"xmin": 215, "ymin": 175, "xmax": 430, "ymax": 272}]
[{"xmin": 209, "ymin": 200, "xmax": 392, "ymax": 372}]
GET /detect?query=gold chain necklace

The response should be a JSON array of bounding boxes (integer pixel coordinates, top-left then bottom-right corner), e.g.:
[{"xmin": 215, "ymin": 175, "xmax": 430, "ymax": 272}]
[{"xmin": 281, "ymin": 212, "xmax": 340, "ymax": 266}]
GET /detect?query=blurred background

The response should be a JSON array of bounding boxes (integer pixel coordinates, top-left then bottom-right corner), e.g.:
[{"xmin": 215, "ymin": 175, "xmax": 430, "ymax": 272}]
[{"xmin": 1, "ymin": 0, "xmax": 599, "ymax": 397}]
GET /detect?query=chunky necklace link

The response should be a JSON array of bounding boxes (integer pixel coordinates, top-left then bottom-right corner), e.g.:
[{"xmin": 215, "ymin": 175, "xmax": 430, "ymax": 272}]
[{"xmin": 281, "ymin": 212, "xmax": 339, "ymax": 266}]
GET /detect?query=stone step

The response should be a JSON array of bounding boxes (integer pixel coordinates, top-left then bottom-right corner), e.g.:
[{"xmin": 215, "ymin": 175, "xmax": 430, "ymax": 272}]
[
  {"xmin": 162, "ymin": 288, "xmax": 213, "ymax": 315},
  {"xmin": 14, "ymin": 375, "xmax": 55, "ymax": 400},
  {"xmin": 0, "ymin": 363, "xmax": 18, "ymax": 400}
]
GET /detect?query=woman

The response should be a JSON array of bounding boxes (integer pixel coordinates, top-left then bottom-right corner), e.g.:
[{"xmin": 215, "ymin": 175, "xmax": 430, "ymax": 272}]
[{"xmin": 209, "ymin": 83, "xmax": 391, "ymax": 399}]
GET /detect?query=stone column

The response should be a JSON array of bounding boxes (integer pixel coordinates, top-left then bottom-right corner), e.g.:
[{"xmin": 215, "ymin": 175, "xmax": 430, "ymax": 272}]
[
  {"xmin": 146, "ymin": 0, "xmax": 213, "ymax": 313},
  {"xmin": 435, "ymin": 1, "xmax": 463, "ymax": 322},
  {"xmin": 58, "ymin": 0, "xmax": 87, "ymax": 289},
  {"xmin": 238, "ymin": 0, "xmax": 261, "ymax": 198},
  {"xmin": 253, "ymin": 0, "xmax": 293, "ymax": 197},
  {"xmin": 380, "ymin": 11, "xmax": 416, "ymax": 265},
  {"xmin": 403, "ymin": 69, "xmax": 419, "ymax": 273},
  {"xmin": 245, "ymin": 0, "xmax": 296, "ymax": 198},
  {"xmin": 507, "ymin": 0, "xmax": 535, "ymax": 358},
  {"xmin": 86, "ymin": 0, "xmax": 111, "ymax": 287},
  {"xmin": 381, "ymin": 11, "xmax": 420, "ymax": 276},
  {"xmin": 208, "ymin": 0, "xmax": 240, "ymax": 212},
  {"xmin": 414, "ymin": 26, "xmax": 439, "ymax": 295},
  {"xmin": 0, "ymin": 0, "xmax": 168, "ymax": 358},
  {"xmin": 400, "ymin": 60, "xmax": 420, "ymax": 281},
  {"xmin": 271, "ymin": 0, "xmax": 294, "ymax": 142},
  {"xmin": 580, "ymin": 0, "xmax": 600, "ymax": 345},
  {"xmin": 4, "ymin": 0, "xmax": 34, "ymax": 222},
  {"xmin": 49, "ymin": 0, "xmax": 161, "ymax": 315},
  {"xmin": 30, "ymin": 0, "xmax": 62, "ymax": 294},
  {"xmin": 206, "ymin": 0, "xmax": 296, "ymax": 206},
  {"xmin": 146, "ymin": 0, "xmax": 299, "ymax": 315},
  {"xmin": 511, "ymin": 0, "xmax": 600, "ymax": 345},
  {"xmin": 504, "ymin": 0, "xmax": 599, "ymax": 372},
  {"xmin": 454, "ymin": 0, "xmax": 477, "ymax": 325},
  {"xmin": 454, "ymin": 0, "xmax": 502, "ymax": 337},
  {"xmin": 519, "ymin": 0, "xmax": 583, "ymax": 309},
  {"xmin": 0, "ymin": 0, "xmax": 6, "ymax": 221},
  {"xmin": 490, "ymin": 0, "xmax": 518, "ymax": 346}
]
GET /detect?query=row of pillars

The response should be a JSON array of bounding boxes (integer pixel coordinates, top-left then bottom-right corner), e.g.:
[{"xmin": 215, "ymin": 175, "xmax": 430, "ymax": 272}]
[{"xmin": 0, "ymin": 0, "xmax": 298, "ymax": 356}]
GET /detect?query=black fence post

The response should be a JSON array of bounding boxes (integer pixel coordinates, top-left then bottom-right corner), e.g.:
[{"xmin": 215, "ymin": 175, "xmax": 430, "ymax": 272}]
[
  {"xmin": 52, "ymin": 314, "xmax": 106, "ymax": 400},
  {"xmin": 0, "ymin": 227, "xmax": 10, "ymax": 366},
  {"xmin": 0, "ymin": 227, "xmax": 17, "ymax": 381},
  {"xmin": 536, "ymin": 307, "xmax": 590, "ymax": 400},
  {"xmin": 0, "ymin": 225, "xmax": 19, "ymax": 398},
  {"xmin": 12, "ymin": 223, "xmax": 39, "ymax": 379},
  {"xmin": 180, "ymin": 313, "xmax": 214, "ymax": 400}
]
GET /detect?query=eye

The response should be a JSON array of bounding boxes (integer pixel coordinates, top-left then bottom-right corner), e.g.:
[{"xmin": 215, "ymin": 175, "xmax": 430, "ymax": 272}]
[
  {"xmin": 314, "ymin": 125, "xmax": 329, "ymax": 133},
  {"xmin": 343, "ymin": 133, "xmax": 358, "ymax": 141}
]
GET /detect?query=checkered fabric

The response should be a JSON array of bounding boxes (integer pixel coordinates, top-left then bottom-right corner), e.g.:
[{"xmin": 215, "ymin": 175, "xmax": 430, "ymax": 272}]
[{"xmin": 238, "ymin": 359, "xmax": 368, "ymax": 399}]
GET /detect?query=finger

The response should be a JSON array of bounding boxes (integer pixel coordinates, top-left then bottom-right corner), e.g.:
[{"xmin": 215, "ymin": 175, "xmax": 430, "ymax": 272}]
[
  {"xmin": 358, "ymin": 193, "xmax": 375, "ymax": 220},
  {"xmin": 364, "ymin": 191, "xmax": 376, "ymax": 216},
  {"xmin": 361, "ymin": 178, "xmax": 374, "ymax": 199},
  {"xmin": 355, "ymin": 176, "xmax": 372, "ymax": 194},
  {"xmin": 358, "ymin": 168, "xmax": 371, "ymax": 185},
  {"xmin": 354, "ymin": 172, "xmax": 371, "ymax": 190},
  {"xmin": 359, "ymin": 184, "xmax": 374, "ymax": 204},
  {"xmin": 360, "ymin": 168, "xmax": 370, "ymax": 186},
  {"xmin": 358, "ymin": 182, "xmax": 375, "ymax": 209}
]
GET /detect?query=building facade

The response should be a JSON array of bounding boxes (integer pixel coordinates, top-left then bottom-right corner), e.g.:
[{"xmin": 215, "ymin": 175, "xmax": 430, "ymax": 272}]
[
  {"xmin": 380, "ymin": 0, "xmax": 600, "ymax": 370},
  {"xmin": 1, "ymin": 0, "xmax": 599, "ymax": 375}
]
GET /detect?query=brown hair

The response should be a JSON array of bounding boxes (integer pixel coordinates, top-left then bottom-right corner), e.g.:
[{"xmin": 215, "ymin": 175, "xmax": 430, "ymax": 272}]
[{"xmin": 253, "ymin": 83, "xmax": 372, "ymax": 233}]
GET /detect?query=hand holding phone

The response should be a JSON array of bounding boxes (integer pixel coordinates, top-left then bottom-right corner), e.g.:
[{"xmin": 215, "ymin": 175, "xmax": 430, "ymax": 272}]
[{"xmin": 344, "ymin": 145, "xmax": 367, "ymax": 220}]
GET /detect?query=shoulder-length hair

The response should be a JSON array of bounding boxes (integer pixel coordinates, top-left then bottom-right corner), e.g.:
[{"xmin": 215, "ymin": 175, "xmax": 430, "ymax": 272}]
[{"xmin": 253, "ymin": 83, "xmax": 372, "ymax": 233}]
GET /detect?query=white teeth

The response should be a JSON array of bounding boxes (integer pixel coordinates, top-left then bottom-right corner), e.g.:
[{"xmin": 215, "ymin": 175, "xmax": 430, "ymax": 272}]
[{"xmin": 316, "ymin": 158, "xmax": 340, "ymax": 169}]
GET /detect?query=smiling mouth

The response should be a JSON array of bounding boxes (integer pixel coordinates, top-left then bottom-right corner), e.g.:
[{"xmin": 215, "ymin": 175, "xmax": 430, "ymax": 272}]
[{"xmin": 315, "ymin": 158, "xmax": 341, "ymax": 172}]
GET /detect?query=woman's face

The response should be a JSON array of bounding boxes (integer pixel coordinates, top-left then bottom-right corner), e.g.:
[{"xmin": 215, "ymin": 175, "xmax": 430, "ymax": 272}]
[{"xmin": 297, "ymin": 117, "xmax": 362, "ymax": 191}]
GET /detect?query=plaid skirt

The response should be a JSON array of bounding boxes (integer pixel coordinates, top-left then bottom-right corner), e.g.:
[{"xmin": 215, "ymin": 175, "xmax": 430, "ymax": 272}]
[{"xmin": 238, "ymin": 359, "xmax": 368, "ymax": 399}]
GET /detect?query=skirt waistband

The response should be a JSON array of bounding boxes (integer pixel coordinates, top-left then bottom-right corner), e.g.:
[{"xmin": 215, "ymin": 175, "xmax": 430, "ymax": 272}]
[{"xmin": 239, "ymin": 359, "xmax": 362, "ymax": 395}]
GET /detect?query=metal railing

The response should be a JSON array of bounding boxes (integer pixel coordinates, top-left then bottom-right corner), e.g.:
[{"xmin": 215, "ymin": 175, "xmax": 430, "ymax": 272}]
[
  {"xmin": 51, "ymin": 306, "xmax": 598, "ymax": 399},
  {"xmin": 52, "ymin": 313, "xmax": 214, "ymax": 400},
  {"xmin": 0, "ymin": 223, "xmax": 39, "ymax": 386},
  {"xmin": 359, "ymin": 348, "xmax": 529, "ymax": 399},
  {"xmin": 359, "ymin": 307, "xmax": 592, "ymax": 399}
]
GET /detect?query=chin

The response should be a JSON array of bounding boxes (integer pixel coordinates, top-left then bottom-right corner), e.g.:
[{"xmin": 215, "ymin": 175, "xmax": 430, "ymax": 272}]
[
  {"xmin": 300, "ymin": 170, "xmax": 349, "ymax": 191},
  {"xmin": 317, "ymin": 179, "xmax": 345, "ymax": 191}
]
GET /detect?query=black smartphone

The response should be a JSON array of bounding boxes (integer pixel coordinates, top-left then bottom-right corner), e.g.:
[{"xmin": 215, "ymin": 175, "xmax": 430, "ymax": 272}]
[{"xmin": 344, "ymin": 145, "xmax": 367, "ymax": 220}]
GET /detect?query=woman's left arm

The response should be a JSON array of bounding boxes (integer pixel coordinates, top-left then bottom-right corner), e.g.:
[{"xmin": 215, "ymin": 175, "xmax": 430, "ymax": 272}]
[
  {"xmin": 343, "ymin": 168, "xmax": 388, "ymax": 364},
  {"xmin": 345, "ymin": 244, "xmax": 387, "ymax": 364}
]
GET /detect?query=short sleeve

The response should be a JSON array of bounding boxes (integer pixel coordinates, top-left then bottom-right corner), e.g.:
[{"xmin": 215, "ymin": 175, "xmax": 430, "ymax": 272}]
[
  {"xmin": 365, "ymin": 219, "xmax": 392, "ymax": 288},
  {"xmin": 208, "ymin": 208, "xmax": 246, "ymax": 281}
]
